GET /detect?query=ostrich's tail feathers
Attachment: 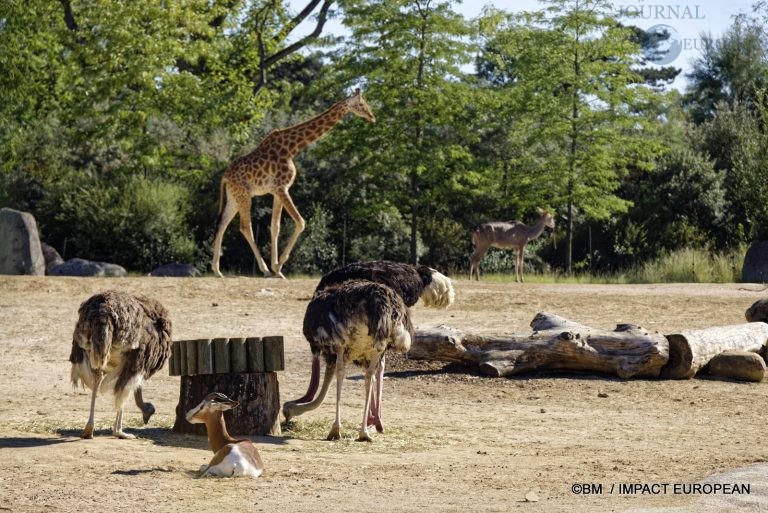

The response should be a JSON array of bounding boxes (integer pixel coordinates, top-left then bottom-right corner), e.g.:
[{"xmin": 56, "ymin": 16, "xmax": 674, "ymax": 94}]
[{"xmin": 420, "ymin": 269, "xmax": 455, "ymax": 309}]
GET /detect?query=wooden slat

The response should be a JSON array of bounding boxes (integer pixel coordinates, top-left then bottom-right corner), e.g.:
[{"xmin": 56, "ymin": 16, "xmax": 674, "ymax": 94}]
[
  {"xmin": 263, "ymin": 336, "xmax": 285, "ymax": 372},
  {"xmin": 169, "ymin": 341, "xmax": 181, "ymax": 376},
  {"xmin": 185, "ymin": 339, "xmax": 199, "ymax": 376},
  {"xmin": 230, "ymin": 337, "xmax": 247, "ymax": 373},
  {"xmin": 213, "ymin": 338, "xmax": 230, "ymax": 374},
  {"xmin": 197, "ymin": 338, "xmax": 214, "ymax": 375},
  {"xmin": 179, "ymin": 339, "xmax": 189, "ymax": 376},
  {"xmin": 246, "ymin": 337, "xmax": 264, "ymax": 373}
]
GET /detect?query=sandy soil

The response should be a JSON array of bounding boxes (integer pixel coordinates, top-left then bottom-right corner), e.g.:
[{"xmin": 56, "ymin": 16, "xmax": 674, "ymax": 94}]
[{"xmin": 1, "ymin": 276, "xmax": 767, "ymax": 513}]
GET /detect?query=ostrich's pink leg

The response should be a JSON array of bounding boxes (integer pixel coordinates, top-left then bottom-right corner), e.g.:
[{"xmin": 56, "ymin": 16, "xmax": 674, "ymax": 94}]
[
  {"xmin": 327, "ymin": 354, "xmax": 345, "ymax": 441},
  {"xmin": 358, "ymin": 355, "xmax": 381, "ymax": 442},
  {"xmin": 367, "ymin": 356, "xmax": 385, "ymax": 433}
]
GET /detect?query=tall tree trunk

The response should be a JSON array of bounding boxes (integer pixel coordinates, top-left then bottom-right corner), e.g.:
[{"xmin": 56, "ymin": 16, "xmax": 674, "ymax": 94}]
[{"xmin": 410, "ymin": 174, "xmax": 419, "ymax": 265}]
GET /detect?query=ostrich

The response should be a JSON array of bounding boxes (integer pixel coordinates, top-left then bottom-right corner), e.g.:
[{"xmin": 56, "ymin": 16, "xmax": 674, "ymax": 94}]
[
  {"xmin": 288, "ymin": 280, "xmax": 414, "ymax": 441},
  {"xmin": 314, "ymin": 260, "xmax": 455, "ymax": 309},
  {"xmin": 284, "ymin": 261, "xmax": 454, "ymax": 439},
  {"xmin": 186, "ymin": 392, "xmax": 264, "ymax": 478},
  {"xmin": 69, "ymin": 290, "xmax": 172, "ymax": 439}
]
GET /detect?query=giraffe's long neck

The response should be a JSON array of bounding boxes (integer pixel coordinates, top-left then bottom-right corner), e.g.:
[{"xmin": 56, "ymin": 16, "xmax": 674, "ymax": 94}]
[
  {"xmin": 277, "ymin": 100, "xmax": 350, "ymax": 155},
  {"xmin": 526, "ymin": 215, "xmax": 550, "ymax": 242}
]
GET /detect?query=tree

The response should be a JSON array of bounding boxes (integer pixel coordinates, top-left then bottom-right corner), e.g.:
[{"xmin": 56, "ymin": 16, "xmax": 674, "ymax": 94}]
[
  {"xmin": 483, "ymin": 0, "xmax": 663, "ymax": 273},
  {"xmin": 312, "ymin": 0, "xmax": 478, "ymax": 265},
  {"xmin": 685, "ymin": 4, "xmax": 768, "ymax": 124}
]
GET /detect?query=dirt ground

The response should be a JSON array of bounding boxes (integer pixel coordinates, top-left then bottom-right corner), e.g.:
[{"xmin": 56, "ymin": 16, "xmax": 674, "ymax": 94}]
[{"xmin": 1, "ymin": 276, "xmax": 767, "ymax": 513}]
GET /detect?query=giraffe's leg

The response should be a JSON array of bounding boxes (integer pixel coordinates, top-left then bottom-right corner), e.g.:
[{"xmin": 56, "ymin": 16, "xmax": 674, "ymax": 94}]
[
  {"xmin": 237, "ymin": 199, "xmax": 271, "ymax": 277},
  {"xmin": 358, "ymin": 353, "xmax": 383, "ymax": 442},
  {"xmin": 211, "ymin": 188, "xmax": 238, "ymax": 278},
  {"xmin": 269, "ymin": 195, "xmax": 285, "ymax": 279},
  {"xmin": 82, "ymin": 370, "xmax": 103, "ymax": 439},
  {"xmin": 327, "ymin": 354, "xmax": 345, "ymax": 441},
  {"xmin": 516, "ymin": 248, "xmax": 524, "ymax": 283},
  {"xmin": 273, "ymin": 188, "xmax": 305, "ymax": 276}
]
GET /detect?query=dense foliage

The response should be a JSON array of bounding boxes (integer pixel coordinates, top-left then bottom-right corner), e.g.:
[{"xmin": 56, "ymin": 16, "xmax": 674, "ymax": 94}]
[{"xmin": 1, "ymin": 0, "xmax": 766, "ymax": 276}]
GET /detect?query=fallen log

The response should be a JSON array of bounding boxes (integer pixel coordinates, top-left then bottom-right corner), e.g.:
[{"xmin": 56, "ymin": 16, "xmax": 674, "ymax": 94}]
[
  {"xmin": 660, "ymin": 323, "xmax": 768, "ymax": 379},
  {"xmin": 409, "ymin": 312, "xmax": 669, "ymax": 379}
]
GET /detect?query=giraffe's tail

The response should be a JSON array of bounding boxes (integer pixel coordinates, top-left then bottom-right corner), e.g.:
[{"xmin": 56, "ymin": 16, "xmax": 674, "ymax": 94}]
[{"xmin": 215, "ymin": 177, "xmax": 227, "ymax": 227}]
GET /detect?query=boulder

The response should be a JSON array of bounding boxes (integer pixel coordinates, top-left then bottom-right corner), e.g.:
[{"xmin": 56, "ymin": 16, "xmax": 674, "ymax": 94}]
[
  {"xmin": 707, "ymin": 350, "xmax": 766, "ymax": 382},
  {"xmin": 0, "ymin": 208, "xmax": 45, "ymax": 275},
  {"xmin": 742, "ymin": 241, "xmax": 768, "ymax": 283},
  {"xmin": 41, "ymin": 243, "xmax": 64, "ymax": 274},
  {"xmin": 50, "ymin": 258, "xmax": 127, "ymax": 277},
  {"xmin": 746, "ymin": 298, "xmax": 768, "ymax": 323},
  {"xmin": 149, "ymin": 262, "xmax": 201, "ymax": 277}
]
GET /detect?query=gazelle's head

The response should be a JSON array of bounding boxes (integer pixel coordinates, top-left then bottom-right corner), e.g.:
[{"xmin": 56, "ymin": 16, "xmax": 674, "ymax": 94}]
[
  {"xmin": 539, "ymin": 209, "xmax": 556, "ymax": 229},
  {"xmin": 346, "ymin": 88, "xmax": 376, "ymax": 123},
  {"xmin": 186, "ymin": 392, "xmax": 238, "ymax": 424}
]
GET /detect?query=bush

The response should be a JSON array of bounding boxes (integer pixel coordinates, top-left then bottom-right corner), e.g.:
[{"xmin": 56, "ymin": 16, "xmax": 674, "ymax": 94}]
[
  {"xmin": 348, "ymin": 209, "xmax": 426, "ymax": 263},
  {"xmin": 37, "ymin": 173, "xmax": 199, "ymax": 271},
  {"xmin": 283, "ymin": 204, "xmax": 338, "ymax": 275}
]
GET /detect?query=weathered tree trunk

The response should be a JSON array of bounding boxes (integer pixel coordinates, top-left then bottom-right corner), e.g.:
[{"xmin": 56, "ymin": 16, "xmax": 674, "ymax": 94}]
[
  {"xmin": 660, "ymin": 323, "xmax": 768, "ymax": 379},
  {"xmin": 409, "ymin": 312, "xmax": 669, "ymax": 379},
  {"xmin": 173, "ymin": 373, "xmax": 281, "ymax": 436}
]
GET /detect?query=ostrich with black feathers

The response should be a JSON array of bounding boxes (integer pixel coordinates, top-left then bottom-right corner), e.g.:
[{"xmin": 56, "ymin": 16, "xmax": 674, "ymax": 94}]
[
  {"xmin": 284, "ymin": 261, "xmax": 454, "ymax": 440},
  {"xmin": 69, "ymin": 291, "xmax": 172, "ymax": 439}
]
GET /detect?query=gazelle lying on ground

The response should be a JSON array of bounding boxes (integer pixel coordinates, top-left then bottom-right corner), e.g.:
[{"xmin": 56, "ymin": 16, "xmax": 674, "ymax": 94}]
[{"xmin": 185, "ymin": 392, "xmax": 264, "ymax": 478}]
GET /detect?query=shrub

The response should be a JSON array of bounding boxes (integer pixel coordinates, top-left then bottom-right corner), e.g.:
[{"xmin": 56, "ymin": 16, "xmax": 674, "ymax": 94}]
[{"xmin": 37, "ymin": 173, "xmax": 199, "ymax": 271}]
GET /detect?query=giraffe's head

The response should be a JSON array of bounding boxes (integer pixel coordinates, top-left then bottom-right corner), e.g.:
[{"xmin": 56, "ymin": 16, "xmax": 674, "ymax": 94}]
[{"xmin": 346, "ymin": 88, "xmax": 376, "ymax": 123}]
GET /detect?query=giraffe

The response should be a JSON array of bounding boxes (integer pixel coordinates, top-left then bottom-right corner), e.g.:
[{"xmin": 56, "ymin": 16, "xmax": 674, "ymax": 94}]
[
  {"xmin": 211, "ymin": 89, "xmax": 375, "ymax": 279},
  {"xmin": 469, "ymin": 210, "xmax": 555, "ymax": 282}
]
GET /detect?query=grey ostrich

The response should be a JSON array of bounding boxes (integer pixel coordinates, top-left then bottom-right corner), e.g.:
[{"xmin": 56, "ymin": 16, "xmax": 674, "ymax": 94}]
[
  {"xmin": 69, "ymin": 290, "xmax": 172, "ymax": 439},
  {"xmin": 284, "ymin": 261, "xmax": 454, "ymax": 438},
  {"xmin": 288, "ymin": 279, "xmax": 413, "ymax": 442}
]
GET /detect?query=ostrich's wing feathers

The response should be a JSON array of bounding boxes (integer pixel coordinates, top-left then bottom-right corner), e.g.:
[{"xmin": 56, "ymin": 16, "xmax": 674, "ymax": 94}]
[
  {"xmin": 114, "ymin": 296, "xmax": 172, "ymax": 391},
  {"xmin": 303, "ymin": 280, "xmax": 413, "ymax": 358},
  {"xmin": 315, "ymin": 260, "xmax": 425, "ymax": 307}
]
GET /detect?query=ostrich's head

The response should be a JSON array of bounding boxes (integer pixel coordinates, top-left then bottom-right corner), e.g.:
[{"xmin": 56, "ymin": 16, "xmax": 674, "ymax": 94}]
[
  {"xmin": 345, "ymin": 88, "xmax": 376, "ymax": 123},
  {"xmin": 186, "ymin": 392, "xmax": 238, "ymax": 424},
  {"xmin": 417, "ymin": 266, "xmax": 455, "ymax": 309}
]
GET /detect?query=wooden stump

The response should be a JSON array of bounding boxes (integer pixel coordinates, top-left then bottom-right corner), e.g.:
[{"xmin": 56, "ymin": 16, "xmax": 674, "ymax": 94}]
[
  {"xmin": 173, "ymin": 372, "xmax": 281, "ymax": 436},
  {"xmin": 660, "ymin": 323, "xmax": 768, "ymax": 379},
  {"xmin": 409, "ymin": 312, "xmax": 669, "ymax": 379}
]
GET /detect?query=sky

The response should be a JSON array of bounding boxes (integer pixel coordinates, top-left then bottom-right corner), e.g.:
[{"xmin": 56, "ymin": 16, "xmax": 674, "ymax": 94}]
[{"xmin": 288, "ymin": 0, "xmax": 759, "ymax": 90}]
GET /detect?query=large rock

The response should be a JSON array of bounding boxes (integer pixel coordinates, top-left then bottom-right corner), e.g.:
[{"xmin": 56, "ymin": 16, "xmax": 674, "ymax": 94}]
[
  {"xmin": 746, "ymin": 298, "xmax": 768, "ymax": 323},
  {"xmin": 149, "ymin": 263, "xmax": 201, "ymax": 277},
  {"xmin": 49, "ymin": 258, "xmax": 127, "ymax": 277},
  {"xmin": 41, "ymin": 243, "xmax": 64, "ymax": 275},
  {"xmin": 742, "ymin": 241, "xmax": 768, "ymax": 283},
  {"xmin": 707, "ymin": 350, "xmax": 766, "ymax": 382},
  {"xmin": 0, "ymin": 208, "xmax": 45, "ymax": 275}
]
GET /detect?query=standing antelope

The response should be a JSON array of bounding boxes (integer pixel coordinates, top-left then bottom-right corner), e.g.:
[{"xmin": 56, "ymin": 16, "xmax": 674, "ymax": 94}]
[{"xmin": 469, "ymin": 211, "xmax": 555, "ymax": 282}]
